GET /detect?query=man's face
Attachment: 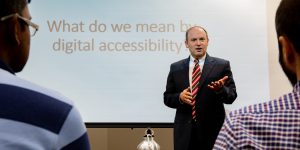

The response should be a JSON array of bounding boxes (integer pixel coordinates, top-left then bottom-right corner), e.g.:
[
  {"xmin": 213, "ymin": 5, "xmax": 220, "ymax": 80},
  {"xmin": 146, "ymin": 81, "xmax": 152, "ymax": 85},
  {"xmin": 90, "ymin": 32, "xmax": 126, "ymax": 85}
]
[
  {"xmin": 185, "ymin": 27, "xmax": 209, "ymax": 59},
  {"xmin": 279, "ymin": 42, "xmax": 297, "ymax": 86}
]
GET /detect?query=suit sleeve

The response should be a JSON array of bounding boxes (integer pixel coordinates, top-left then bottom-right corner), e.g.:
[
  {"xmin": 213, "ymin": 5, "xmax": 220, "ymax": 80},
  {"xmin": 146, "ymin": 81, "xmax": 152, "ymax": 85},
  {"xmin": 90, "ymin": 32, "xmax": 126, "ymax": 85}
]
[
  {"xmin": 163, "ymin": 64, "xmax": 183, "ymax": 109},
  {"xmin": 216, "ymin": 61, "xmax": 237, "ymax": 104}
]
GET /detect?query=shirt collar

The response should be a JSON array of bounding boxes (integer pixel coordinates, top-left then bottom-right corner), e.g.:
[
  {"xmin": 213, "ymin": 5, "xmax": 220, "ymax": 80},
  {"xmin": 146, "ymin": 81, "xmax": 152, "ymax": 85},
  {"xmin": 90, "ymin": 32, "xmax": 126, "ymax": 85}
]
[
  {"xmin": 190, "ymin": 54, "xmax": 206, "ymax": 64},
  {"xmin": 293, "ymin": 81, "xmax": 300, "ymax": 93},
  {"xmin": 0, "ymin": 60, "xmax": 15, "ymax": 75}
]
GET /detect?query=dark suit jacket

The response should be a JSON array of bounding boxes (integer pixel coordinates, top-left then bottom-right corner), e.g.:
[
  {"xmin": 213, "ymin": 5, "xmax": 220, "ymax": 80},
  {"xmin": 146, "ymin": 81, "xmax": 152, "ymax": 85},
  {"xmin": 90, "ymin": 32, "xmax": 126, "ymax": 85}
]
[{"xmin": 164, "ymin": 54, "xmax": 237, "ymax": 150}]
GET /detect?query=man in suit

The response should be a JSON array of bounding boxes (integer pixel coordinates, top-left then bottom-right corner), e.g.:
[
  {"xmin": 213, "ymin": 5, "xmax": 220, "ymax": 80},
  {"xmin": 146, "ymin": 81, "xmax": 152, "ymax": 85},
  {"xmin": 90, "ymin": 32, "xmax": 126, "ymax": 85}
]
[{"xmin": 164, "ymin": 26, "xmax": 237, "ymax": 150}]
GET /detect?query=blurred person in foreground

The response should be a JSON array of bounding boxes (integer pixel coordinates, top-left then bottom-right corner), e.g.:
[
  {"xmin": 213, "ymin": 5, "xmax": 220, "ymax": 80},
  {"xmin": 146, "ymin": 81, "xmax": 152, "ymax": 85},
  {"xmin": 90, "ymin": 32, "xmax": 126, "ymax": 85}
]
[
  {"xmin": 0, "ymin": 0, "xmax": 90, "ymax": 149},
  {"xmin": 213, "ymin": 0, "xmax": 300, "ymax": 149}
]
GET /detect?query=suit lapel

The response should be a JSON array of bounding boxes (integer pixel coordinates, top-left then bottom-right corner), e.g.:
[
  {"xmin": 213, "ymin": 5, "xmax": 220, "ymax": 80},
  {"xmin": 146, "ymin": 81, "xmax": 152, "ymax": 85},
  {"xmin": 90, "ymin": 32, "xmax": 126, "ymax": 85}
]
[
  {"xmin": 182, "ymin": 57, "xmax": 190, "ymax": 88},
  {"xmin": 199, "ymin": 55, "xmax": 215, "ymax": 88}
]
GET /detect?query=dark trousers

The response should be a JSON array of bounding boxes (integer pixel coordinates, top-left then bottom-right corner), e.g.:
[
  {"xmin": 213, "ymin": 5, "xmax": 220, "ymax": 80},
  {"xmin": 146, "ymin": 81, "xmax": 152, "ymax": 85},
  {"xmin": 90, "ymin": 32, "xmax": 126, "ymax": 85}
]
[{"xmin": 187, "ymin": 121, "xmax": 213, "ymax": 150}]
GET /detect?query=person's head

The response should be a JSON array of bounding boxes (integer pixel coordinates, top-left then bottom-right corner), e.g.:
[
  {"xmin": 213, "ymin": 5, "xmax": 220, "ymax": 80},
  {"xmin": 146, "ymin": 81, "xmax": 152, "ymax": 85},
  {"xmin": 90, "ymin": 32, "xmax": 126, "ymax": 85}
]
[
  {"xmin": 185, "ymin": 26, "xmax": 209, "ymax": 60},
  {"xmin": 0, "ymin": 0, "xmax": 37, "ymax": 73},
  {"xmin": 276, "ymin": 0, "xmax": 300, "ymax": 86}
]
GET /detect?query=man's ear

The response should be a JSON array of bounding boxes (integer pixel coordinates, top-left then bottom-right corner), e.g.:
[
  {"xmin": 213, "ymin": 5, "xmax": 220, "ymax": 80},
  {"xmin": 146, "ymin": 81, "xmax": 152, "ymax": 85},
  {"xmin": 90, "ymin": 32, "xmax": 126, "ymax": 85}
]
[
  {"xmin": 185, "ymin": 40, "xmax": 189, "ymax": 48},
  {"xmin": 279, "ymin": 36, "xmax": 296, "ymax": 70},
  {"xmin": 7, "ymin": 16, "xmax": 21, "ymax": 46}
]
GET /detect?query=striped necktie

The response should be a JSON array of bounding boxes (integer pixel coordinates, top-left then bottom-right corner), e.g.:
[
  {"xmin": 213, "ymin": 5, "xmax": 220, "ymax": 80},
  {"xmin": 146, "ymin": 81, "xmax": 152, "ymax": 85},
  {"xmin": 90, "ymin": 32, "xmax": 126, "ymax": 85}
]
[{"xmin": 191, "ymin": 59, "xmax": 201, "ymax": 121}]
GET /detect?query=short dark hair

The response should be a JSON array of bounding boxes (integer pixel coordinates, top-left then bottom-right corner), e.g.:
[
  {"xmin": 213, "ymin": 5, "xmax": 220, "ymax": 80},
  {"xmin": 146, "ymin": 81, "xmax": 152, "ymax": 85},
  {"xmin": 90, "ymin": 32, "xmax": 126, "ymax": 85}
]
[
  {"xmin": 275, "ymin": 0, "xmax": 300, "ymax": 53},
  {"xmin": 0, "ymin": 0, "xmax": 30, "ymax": 17},
  {"xmin": 185, "ymin": 26, "xmax": 208, "ymax": 41}
]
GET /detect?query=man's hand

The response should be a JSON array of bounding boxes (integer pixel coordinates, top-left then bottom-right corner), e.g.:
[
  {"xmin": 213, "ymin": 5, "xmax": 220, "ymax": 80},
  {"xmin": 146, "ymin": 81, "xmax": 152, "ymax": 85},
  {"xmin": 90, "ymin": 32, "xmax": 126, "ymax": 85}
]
[
  {"xmin": 208, "ymin": 76, "xmax": 228, "ymax": 92},
  {"xmin": 179, "ymin": 88, "xmax": 193, "ymax": 106}
]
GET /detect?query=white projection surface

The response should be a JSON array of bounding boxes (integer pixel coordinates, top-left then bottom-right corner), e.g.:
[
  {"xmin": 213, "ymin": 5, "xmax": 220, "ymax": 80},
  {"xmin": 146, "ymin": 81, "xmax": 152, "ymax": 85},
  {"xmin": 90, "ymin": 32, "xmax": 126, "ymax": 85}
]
[{"xmin": 20, "ymin": 0, "xmax": 269, "ymax": 123}]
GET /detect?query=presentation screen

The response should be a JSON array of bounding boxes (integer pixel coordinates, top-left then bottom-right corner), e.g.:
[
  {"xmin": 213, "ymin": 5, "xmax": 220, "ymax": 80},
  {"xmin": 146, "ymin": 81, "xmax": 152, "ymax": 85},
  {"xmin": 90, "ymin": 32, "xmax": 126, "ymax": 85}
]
[{"xmin": 20, "ymin": 0, "xmax": 269, "ymax": 123}]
